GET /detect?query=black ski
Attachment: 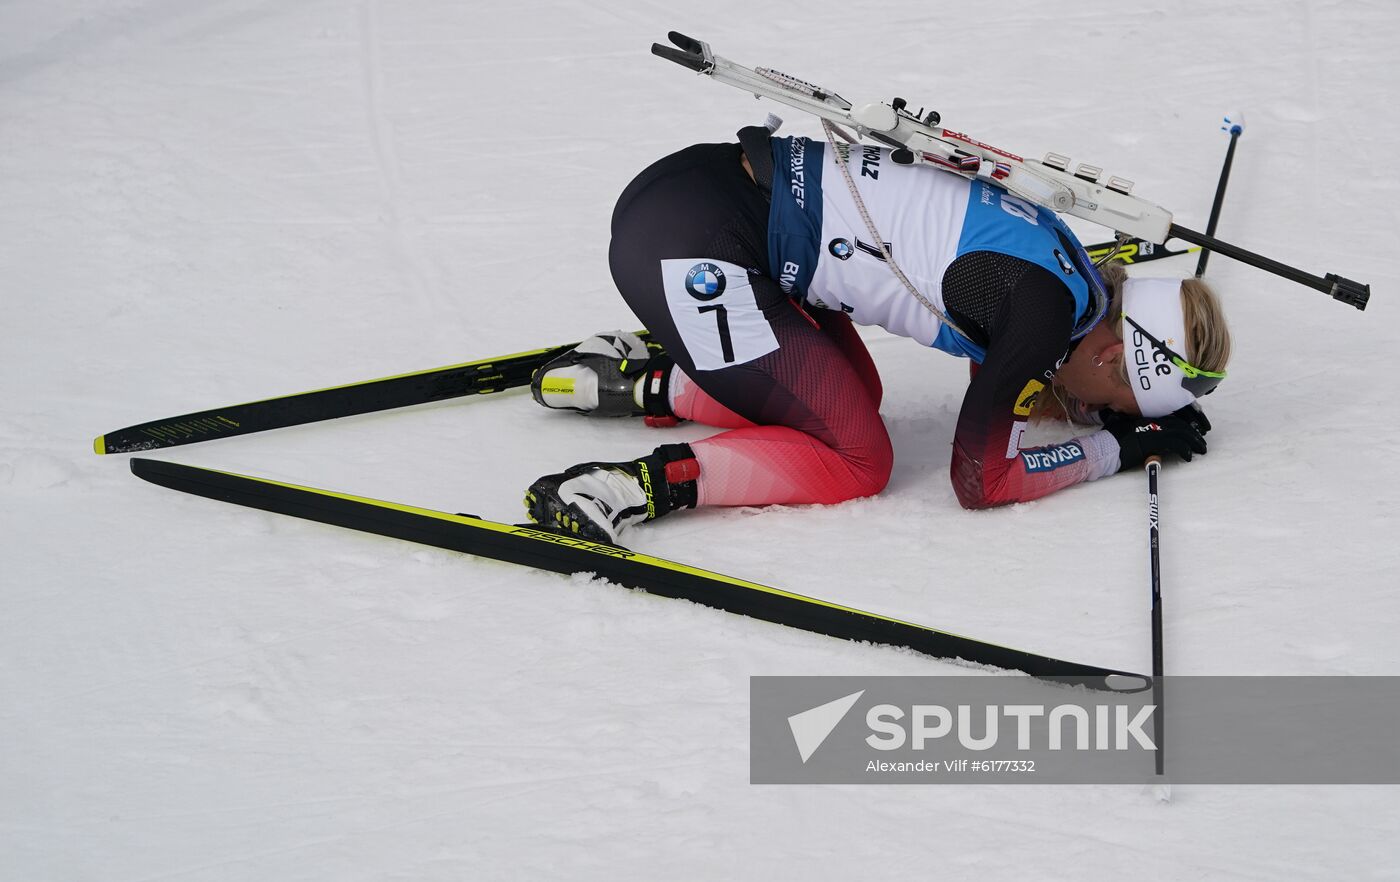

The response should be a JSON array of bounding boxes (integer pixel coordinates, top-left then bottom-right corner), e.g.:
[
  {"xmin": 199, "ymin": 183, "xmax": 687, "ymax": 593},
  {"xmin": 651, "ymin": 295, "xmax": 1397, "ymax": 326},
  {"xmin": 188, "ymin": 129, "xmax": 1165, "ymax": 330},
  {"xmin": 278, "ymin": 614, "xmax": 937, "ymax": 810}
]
[
  {"xmin": 1085, "ymin": 235, "xmax": 1195, "ymax": 266},
  {"xmin": 130, "ymin": 458, "xmax": 1147, "ymax": 690},
  {"xmin": 95, "ymin": 332, "xmax": 657, "ymax": 454}
]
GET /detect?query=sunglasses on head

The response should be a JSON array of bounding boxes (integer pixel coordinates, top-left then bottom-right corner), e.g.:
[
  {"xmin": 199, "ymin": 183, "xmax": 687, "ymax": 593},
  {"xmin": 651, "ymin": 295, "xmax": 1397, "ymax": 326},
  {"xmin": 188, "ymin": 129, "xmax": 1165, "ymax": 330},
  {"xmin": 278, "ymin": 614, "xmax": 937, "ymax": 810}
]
[{"xmin": 1123, "ymin": 315, "xmax": 1226, "ymax": 397}]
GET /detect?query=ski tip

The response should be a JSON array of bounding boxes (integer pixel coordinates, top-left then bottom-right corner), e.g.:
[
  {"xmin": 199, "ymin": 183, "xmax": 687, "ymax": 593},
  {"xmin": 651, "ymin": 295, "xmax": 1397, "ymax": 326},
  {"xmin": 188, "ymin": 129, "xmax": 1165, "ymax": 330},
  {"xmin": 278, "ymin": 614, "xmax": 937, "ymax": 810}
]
[
  {"xmin": 93, "ymin": 435, "xmax": 107, "ymax": 455},
  {"xmin": 1102, "ymin": 673, "xmax": 1152, "ymax": 693}
]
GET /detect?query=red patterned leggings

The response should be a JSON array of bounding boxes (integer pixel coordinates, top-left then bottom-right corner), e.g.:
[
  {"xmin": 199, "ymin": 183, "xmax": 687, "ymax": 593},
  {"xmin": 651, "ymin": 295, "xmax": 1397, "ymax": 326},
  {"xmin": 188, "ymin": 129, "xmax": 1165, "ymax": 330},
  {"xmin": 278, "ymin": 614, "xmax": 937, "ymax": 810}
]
[{"xmin": 610, "ymin": 141, "xmax": 892, "ymax": 508}]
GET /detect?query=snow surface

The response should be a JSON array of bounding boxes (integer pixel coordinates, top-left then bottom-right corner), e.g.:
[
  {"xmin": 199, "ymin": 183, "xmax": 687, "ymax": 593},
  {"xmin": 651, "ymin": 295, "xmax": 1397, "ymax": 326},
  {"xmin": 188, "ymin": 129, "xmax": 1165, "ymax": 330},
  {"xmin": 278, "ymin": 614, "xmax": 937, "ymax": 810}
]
[{"xmin": 4, "ymin": 1, "xmax": 1399, "ymax": 879}]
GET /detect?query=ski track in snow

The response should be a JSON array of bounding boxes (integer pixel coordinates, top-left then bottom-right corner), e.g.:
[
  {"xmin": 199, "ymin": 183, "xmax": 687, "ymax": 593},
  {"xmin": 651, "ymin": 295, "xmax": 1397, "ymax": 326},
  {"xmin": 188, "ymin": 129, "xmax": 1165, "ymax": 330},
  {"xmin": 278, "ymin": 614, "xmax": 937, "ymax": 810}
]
[{"xmin": 3, "ymin": 1, "xmax": 1399, "ymax": 879}]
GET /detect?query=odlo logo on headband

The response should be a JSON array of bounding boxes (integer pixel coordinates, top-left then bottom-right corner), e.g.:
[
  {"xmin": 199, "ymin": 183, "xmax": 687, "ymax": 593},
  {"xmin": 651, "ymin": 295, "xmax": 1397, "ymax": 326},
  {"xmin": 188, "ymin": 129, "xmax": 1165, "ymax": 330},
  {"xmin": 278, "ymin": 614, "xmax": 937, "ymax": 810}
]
[{"xmin": 1131, "ymin": 328, "xmax": 1172, "ymax": 390}]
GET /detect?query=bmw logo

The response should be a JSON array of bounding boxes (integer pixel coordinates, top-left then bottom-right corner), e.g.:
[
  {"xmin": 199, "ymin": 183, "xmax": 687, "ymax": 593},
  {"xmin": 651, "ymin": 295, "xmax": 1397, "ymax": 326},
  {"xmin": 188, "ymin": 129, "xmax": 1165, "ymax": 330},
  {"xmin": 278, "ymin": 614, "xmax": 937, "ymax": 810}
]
[
  {"xmin": 828, "ymin": 238, "xmax": 854, "ymax": 260},
  {"xmin": 684, "ymin": 262, "xmax": 726, "ymax": 301}
]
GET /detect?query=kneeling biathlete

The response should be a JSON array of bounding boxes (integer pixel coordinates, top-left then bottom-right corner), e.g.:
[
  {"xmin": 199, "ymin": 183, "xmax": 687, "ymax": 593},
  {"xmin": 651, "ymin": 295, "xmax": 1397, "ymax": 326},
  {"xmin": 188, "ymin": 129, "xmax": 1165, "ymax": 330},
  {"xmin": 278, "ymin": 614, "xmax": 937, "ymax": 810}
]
[{"xmin": 523, "ymin": 126, "xmax": 1231, "ymax": 545}]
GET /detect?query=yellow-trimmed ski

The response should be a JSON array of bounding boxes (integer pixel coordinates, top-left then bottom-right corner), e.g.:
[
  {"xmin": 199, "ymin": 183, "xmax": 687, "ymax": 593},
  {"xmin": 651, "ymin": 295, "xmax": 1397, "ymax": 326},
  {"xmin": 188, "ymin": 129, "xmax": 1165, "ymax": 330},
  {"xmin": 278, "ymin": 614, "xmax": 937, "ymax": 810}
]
[
  {"xmin": 95, "ymin": 331, "xmax": 655, "ymax": 454},
  {"xmin": 1084, "ymin": 238, "xmax": 1197, "ymax": 265},
  {"xmin": 130, "ymin": 457, "xmax": 1146, "ymax": 689}
]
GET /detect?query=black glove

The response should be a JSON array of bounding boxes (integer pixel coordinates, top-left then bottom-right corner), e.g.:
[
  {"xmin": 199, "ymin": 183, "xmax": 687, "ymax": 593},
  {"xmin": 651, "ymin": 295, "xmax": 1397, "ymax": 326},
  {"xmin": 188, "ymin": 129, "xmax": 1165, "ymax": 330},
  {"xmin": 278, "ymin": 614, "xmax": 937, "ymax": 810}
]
[
  {"xmin": 1171, "ymin": 402, "xmax": 1212, "ymax": 437},
  {"xmin": 1101, "ymin": 404, "xmax": 1210, "ymax": 471}
]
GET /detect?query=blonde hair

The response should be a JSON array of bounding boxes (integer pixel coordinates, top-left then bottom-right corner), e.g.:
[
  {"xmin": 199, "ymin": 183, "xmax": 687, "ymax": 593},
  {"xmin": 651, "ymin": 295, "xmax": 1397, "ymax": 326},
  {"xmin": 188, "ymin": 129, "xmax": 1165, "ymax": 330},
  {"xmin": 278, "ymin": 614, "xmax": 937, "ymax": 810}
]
[{"xmin": 1031, "ymin": 263, "xmax": 1232, "ymax": 424}]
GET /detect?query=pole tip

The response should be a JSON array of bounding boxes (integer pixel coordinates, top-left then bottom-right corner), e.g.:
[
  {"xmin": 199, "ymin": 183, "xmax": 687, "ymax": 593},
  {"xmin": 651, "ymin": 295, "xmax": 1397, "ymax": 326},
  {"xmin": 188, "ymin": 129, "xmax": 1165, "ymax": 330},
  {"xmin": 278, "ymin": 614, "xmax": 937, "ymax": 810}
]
[{"xmin": 1150, "ymin": 778, "xmax": 1173, "ymax": 803}]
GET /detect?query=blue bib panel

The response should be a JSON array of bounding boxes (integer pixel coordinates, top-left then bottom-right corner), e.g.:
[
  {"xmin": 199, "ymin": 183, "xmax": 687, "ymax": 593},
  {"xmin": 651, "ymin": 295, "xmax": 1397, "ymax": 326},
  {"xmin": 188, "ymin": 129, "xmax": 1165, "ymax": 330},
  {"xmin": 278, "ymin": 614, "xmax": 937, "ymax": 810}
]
[
  {"xmin": 768, "ymin": 135, "xmax": 1105, "ymax": 364},
  {"xmin": 767, "ymin": 136, "xmax": 824, "ymax": 299},
  {"xmin": 933, "ymin": 181, "xmax": 1106, "ymax": 363}
]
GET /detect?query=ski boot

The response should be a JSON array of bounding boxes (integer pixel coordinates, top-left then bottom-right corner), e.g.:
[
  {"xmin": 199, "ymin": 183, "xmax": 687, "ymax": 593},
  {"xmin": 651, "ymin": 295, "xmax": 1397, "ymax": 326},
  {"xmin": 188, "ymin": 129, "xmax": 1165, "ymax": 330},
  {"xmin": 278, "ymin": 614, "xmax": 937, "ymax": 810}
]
[
  {"xmin": 530, "ymin": 331, "xmax": 678, "ymax": 425},
  {"xmin": 524, "ymin": 443, "xmax": 699, "ymax": 545}
]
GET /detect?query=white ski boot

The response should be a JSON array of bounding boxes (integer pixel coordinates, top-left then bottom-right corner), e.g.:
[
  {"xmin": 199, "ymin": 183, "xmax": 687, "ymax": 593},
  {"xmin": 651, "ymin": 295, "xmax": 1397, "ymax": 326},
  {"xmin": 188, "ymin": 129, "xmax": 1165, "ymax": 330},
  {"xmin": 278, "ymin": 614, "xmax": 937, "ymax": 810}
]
[
  {"xmin": 530, "ymin": 331, "xmax": 675, "ymax": 421},
  {"xmin": 524, "ymin": 444, "xmax": 699, "ymax": 545}
]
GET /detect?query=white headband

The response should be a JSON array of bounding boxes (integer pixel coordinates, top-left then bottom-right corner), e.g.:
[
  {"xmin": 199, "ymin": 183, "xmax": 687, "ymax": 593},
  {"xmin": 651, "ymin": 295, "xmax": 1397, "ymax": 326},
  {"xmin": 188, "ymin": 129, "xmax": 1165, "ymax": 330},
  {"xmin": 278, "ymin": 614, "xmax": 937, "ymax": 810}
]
[{"xmin": 1122, "ymin": 277, "xmax": 1196, "ymax": 418}]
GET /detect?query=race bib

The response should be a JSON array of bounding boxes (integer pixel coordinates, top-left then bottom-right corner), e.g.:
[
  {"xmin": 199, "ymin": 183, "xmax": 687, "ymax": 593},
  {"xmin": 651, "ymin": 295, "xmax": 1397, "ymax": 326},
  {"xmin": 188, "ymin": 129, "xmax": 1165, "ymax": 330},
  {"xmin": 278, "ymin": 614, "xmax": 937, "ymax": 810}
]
[{"xmin": 660, "ymin": 258, "xmax": 779, "ymax": 371}]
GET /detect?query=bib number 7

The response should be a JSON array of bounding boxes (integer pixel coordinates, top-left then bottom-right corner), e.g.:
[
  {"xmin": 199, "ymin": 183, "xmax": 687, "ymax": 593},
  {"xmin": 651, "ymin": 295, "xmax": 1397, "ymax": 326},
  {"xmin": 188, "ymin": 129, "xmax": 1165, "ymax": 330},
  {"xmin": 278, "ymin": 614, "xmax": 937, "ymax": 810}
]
[
  {"xmin": 661, "ymin": 258, "xmax": 779, "ymax": 371},
  {"xmin": 697, "ymin": 304, "xmax": 734, "ymax": 363}
]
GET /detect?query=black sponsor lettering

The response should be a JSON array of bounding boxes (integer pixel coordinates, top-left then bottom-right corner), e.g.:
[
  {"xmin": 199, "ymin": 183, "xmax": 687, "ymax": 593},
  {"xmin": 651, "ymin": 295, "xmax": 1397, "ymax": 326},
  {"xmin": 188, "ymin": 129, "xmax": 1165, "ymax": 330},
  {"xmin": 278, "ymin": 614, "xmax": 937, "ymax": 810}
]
[
  {"xmin": 512, "ymin": 526, "xmax": 638, "ymax": 558},
  {"xmin": 860, "ymin": 145, "xmax": 881, "ymax": 179}
]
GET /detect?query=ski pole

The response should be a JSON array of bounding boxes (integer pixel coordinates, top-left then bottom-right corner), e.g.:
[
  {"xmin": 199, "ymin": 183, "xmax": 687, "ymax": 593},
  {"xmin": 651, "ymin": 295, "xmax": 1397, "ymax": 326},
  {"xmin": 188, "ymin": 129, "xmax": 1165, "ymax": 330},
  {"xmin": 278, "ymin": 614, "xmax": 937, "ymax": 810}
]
[
  {"xmin": 1195, "ymin": 115, "xmax": 1245, "ymax": 278},
  {"xmin": 1145, "ymin": 455, "xmax": 1167, "ymax": 780},
  {"xmin": 1143, "ymin": 123, "xmax": 1232, "ymax": 787}
]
